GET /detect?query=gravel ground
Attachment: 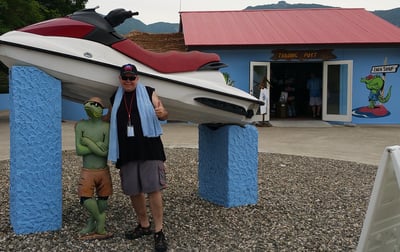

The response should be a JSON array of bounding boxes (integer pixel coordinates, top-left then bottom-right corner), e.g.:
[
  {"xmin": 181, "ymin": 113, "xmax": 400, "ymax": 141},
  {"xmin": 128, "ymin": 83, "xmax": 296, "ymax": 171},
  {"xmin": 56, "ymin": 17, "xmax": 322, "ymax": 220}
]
[{"xmin": 0, "ymin": 148, "xmax": 377, "ymax": 251}]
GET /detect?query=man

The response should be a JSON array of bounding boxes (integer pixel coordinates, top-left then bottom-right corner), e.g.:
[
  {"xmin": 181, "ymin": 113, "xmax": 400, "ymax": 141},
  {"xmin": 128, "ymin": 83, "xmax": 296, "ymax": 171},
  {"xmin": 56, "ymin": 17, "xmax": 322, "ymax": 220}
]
[
  {"xmin": 75, "ymin": 97, "xmax": 112, "ymax": 240},
  {"xmin": 307, "ymin": 72, "xmax": 322, "ymax": 118},
  {"xmin": 108, "ymin": 63, "xmax": 168, "ymax": 252}
]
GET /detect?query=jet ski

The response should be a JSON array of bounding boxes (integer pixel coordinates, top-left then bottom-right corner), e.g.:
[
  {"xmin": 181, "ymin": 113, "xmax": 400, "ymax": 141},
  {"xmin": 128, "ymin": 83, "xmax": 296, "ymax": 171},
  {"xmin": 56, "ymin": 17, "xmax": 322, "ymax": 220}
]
[{"xmin": 0, "ymin": 7, "xmax": 263, "ymax": 125}]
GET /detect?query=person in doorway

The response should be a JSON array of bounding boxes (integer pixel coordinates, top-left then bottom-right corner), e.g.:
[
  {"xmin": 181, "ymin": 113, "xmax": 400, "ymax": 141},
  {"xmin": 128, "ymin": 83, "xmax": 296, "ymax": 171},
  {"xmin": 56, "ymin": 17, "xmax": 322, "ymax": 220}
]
[
  {"xmin": 75, "ymin": 97, "xmax": 113, "ymax": 240},
  {"xmin": 107, "ymin": 63, "xmax": 168, "ymax": 252},
  {"xmin": 283, "ymin": 79, "xmax": 296, "ymax": 117},
  {"xmin": 258, "ymin": 75, "xmax": 269, "ymax": 119},
  {"xmin": 306, "ymin": 72, "xmax": 322, "ymax": 118}
]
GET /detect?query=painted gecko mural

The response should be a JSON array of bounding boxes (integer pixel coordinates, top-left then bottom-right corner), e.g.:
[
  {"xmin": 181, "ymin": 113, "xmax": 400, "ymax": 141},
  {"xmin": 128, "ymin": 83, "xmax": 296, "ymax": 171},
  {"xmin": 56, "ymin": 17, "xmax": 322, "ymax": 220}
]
[
  {"xmin": 361, "ymin": 74, "xmax": 392, "ymax": 108},
  {"xmin": 353, "ymin": 74, "xmax": 392, "ymax": 118}
]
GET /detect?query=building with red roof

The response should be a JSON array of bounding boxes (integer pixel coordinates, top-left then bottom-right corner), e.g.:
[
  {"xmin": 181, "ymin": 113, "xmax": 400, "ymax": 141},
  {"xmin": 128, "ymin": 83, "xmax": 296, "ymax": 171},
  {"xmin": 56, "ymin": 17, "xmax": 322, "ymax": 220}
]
[{"xmin": 180, "ymin": 8, "xmax": 400, "ymax": 124}]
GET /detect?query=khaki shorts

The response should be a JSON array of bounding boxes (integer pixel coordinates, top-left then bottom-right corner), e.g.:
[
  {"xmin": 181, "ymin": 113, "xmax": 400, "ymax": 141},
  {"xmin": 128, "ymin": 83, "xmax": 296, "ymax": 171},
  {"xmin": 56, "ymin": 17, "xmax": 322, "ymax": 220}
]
[
  {"xmin": 119, "ymin": 160, "xmax": 167, "ymax": 196},
  {"xmin": 78, "ymin": 167, "xmax": 113, "ymax": 198},
  {"xmin": 309, "ymin": 96, "xmax": 322, "ymax": 106}
]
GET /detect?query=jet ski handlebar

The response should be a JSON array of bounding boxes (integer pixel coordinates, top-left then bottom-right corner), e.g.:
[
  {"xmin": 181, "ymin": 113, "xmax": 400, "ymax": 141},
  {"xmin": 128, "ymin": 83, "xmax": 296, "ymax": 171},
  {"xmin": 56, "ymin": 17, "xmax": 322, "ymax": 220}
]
[{"xmin": 105, "ymin": 8, "xmax": 139, "ymax": 27}]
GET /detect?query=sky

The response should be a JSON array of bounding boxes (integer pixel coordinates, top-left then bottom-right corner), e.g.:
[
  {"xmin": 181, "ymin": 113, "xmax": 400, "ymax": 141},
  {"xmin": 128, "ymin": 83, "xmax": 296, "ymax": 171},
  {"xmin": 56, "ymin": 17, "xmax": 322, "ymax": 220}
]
[{"xmin": 85, "ymin": 0, "xmax": 400, "ymax": 24}]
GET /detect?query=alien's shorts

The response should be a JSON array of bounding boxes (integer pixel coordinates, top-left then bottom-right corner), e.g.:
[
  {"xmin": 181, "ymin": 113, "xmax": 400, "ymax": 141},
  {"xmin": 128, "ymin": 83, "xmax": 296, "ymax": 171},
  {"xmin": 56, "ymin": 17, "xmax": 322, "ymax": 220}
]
[{"xmin": 78, "ymin": 167, "xmax": 113, "ymax": 198}]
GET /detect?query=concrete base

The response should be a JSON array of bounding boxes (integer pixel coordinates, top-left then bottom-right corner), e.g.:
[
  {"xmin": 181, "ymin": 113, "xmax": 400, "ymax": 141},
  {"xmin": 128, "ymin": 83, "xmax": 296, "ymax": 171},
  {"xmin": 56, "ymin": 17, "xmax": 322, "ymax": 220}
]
[
  {"xmin": 9, "ymin": 66, "xmax": 62, "ymax": 234},
  {"xmin": 198, "ymin": 124, "xmax": 258, "ymax": 207}
]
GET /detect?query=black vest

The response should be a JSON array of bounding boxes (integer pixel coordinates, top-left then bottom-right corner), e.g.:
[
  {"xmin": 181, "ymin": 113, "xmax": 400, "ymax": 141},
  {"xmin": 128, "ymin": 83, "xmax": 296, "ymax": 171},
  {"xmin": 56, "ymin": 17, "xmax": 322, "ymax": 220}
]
[{"xmin": 111, "ymin": 86, "xmax": 166, "ymax": 167}]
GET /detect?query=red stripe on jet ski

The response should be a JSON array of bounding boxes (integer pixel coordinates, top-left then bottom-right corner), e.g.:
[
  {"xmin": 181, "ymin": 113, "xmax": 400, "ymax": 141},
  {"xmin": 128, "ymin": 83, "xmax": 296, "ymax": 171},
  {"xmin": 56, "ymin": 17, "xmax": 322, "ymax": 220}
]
[{"xmin": 19, "ymin": 18, "xmax": 95, "ymax": 38}]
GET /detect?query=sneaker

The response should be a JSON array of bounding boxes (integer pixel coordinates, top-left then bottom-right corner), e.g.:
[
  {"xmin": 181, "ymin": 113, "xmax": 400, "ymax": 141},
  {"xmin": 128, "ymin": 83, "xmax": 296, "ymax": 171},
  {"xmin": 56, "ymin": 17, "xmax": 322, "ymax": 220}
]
[
  {"xmin": 154, "ymin": 230, "xmax": 168, "ymax": 252},
  {"xmin": 125, "ymin": 224, "xmax": 153, "ymax": 240}
]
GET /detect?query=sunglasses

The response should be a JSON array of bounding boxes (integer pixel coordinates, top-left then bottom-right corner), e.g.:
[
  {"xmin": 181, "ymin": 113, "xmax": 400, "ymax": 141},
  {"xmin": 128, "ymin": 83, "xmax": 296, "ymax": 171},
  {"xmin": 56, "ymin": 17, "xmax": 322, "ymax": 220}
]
[
  {"xmin": 121, "ymin": 75, "xmax": 137, "ymax": 81},
  {"xmin": 84, "ymin": 101, "xmax": 104, "ymax": 109}
]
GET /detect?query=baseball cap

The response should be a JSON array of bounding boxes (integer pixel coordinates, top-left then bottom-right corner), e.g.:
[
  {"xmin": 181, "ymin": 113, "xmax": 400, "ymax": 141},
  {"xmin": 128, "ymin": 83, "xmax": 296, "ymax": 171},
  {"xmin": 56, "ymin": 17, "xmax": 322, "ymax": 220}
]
[{"xmin": 120, "ymin": 63, "xmax": 138, "ymax": 76}]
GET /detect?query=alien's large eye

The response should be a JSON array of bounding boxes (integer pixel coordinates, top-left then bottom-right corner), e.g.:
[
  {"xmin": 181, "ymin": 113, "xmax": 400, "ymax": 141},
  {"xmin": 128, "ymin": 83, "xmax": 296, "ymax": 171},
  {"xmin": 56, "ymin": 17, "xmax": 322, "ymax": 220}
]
[{"xmin": 84, "ymin": 101, "xmax": 104, "ymax": 109}]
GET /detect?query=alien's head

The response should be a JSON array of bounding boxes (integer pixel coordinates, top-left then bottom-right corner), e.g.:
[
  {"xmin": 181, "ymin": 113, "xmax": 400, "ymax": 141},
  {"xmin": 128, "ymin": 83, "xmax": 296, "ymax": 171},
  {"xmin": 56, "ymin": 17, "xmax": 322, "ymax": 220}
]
[{"xmin": 84, "ymin": 97, "xmax": 104, "ymax": 119}]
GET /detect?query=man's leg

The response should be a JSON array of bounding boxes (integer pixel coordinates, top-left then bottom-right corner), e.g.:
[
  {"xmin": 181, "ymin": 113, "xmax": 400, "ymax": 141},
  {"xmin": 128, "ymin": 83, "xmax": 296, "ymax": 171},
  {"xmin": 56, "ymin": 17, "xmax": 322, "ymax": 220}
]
[
  {"xmin": 130, "ymin": 193, "xmax": 150, "ymax": 228},
  {"xmin": 125, "ymin": 193, "xmax": 153, "ymax": 240},
  {"xmin": 148, "ymin": 190, "xmax": 167, "ymax": 252},
  {"xmin": 148, "ymin": 191, "xmax": 163, "ymax": 232}
]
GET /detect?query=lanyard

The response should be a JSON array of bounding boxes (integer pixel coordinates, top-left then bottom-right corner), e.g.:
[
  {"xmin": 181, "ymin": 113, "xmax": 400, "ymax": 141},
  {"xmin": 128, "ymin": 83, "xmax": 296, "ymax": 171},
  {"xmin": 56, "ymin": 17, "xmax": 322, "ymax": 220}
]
[{"xmin": 123, "ymin": 92, "xmax": 134, "ymax": 125}]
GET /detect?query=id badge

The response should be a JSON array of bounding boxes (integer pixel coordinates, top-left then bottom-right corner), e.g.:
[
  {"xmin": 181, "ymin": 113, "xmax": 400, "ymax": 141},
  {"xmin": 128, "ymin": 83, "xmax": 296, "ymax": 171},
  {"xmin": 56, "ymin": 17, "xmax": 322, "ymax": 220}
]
[{"xmin": 127, "ymin": 125, "xmax": 134, "ymax": 137}]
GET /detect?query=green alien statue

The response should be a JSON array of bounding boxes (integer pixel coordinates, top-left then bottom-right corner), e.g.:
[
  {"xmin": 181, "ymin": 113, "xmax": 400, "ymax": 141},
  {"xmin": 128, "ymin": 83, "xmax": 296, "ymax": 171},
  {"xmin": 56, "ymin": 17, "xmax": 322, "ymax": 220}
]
[{"xmin": 75, "ymin": 97, "xmax": 113, "ymax": 240}]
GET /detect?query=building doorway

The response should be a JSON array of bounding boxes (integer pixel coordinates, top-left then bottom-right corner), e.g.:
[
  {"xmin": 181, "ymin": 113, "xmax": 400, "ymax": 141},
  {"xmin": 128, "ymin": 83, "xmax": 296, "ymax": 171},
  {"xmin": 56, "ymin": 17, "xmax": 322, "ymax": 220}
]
[{"xmin": 270, "ymin": 62, "xmax": 323, "ymax": 119}]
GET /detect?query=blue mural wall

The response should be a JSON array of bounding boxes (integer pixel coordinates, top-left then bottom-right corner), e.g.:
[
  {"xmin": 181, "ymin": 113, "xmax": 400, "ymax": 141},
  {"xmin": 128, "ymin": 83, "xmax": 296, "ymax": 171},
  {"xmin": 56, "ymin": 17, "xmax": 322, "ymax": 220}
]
[
  {"xmin": 0, "ymin": 95, "xmax": 104, "ymax": 121},
  {"xmin": 345, "ymin": 48, "xmax": 400, "ymax": 125},
  {"xmin": 0, "ymin": 94, "xmax": 8, "ymax": 110},
  {"xmin": 62, "ymin": 99, "xmax": 89, "ymax": 121},
  {"xmin": 62, "ymin": 99, "xmax": 108, "ymax": 121},
  {"xmin": 208, "ymin": 46, "xmax": 400, "ymax": 125}
]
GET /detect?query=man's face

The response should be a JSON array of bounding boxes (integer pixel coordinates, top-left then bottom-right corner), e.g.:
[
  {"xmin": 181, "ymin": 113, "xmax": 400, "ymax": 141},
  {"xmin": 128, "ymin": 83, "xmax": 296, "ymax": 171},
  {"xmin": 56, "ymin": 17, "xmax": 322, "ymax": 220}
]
[{"xmin": 120, "ymin": 74, "xmax": 139, "ymax": 92}]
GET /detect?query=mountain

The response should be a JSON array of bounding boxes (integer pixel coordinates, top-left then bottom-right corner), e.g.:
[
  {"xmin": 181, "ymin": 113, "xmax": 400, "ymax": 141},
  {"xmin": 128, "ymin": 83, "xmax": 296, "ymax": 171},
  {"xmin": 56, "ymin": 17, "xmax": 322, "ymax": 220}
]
[
  {"xmin": 245, "ymin": 1, "xmax": 400, "ymax": 27},
  {"xmin": 115, "ymin": 18, "xmax": 179, "ymax": 34},
  {"xmin": 117, "ymin": 1, "xmax": 399, "ymax": 35},
  {"xmin": 245, "ymin": 1, "xmax": 334, "ymax": 10},
  {"xmin": 373, "ymin": 8, "xmax": 400, "ymax": 27}
]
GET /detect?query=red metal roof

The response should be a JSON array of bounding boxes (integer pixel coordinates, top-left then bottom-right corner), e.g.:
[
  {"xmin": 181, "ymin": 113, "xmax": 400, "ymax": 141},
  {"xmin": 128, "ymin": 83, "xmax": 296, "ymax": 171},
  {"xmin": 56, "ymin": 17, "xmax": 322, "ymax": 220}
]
[{"xmin": 180, "ymin": 8, "xmax": 400, "ymax": 46}]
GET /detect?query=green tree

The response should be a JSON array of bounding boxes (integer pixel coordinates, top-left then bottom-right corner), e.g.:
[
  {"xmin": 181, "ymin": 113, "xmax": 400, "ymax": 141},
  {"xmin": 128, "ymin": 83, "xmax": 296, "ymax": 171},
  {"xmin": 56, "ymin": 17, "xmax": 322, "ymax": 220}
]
[
  {"xmin": 0, "ymin": 0, "xmax": 43, "ymax": 33},
  {"xmin": 0, "ymin": 0, "xmax": 88, "ymax": 93},
  {"xmin": 37, "ymin": 0, "xmax": 88, "ymax": 20},
  {"xmin": 0, "ymin": 0, "xmax": 88, "ymax": 33}
]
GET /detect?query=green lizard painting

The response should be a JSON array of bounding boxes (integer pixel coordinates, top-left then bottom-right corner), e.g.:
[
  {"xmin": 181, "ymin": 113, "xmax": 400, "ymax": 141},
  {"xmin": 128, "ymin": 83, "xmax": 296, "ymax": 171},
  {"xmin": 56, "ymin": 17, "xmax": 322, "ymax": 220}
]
[{"xmin": 360, "ymin": 74, "xmax": 392, "ymax": 108}]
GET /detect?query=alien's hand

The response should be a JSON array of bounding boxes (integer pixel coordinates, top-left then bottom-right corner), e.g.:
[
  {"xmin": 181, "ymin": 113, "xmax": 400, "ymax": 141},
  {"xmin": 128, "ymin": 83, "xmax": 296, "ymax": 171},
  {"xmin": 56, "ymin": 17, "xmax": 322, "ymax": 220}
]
[
  {"xmin": 96, "ymin": 142, "xmax": 108, "ymax": 152},
  {"xmin": 80, "ymin": 136, "xmax": 91, "ymax": 146}
]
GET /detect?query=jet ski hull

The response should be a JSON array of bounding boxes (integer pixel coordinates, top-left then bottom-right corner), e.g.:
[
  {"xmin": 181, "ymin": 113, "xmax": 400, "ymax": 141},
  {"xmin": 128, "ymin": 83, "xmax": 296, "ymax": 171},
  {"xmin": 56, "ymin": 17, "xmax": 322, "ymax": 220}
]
[{"xmin": 0, "ymin": 31, "xmax": 261, "ymax": 125}]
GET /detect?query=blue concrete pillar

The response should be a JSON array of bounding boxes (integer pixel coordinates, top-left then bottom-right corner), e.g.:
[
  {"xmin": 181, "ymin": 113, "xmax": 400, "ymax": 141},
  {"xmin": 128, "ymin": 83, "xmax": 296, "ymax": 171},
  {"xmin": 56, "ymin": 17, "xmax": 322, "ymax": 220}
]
[
  {"xmin": 198, "ymin": 124, "xmax": 258, "ymax": 207},
  {"xmin": 9, "ymin": 66, "xmax": 62, "ymax": 234}
]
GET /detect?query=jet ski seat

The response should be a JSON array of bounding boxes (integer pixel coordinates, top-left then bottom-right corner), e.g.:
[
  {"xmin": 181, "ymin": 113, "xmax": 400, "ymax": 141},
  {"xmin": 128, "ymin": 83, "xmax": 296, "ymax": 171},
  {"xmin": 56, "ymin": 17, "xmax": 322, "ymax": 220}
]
[{"xmin": 112, "ymin": 39, "xmax": 223, "ymax": 74}]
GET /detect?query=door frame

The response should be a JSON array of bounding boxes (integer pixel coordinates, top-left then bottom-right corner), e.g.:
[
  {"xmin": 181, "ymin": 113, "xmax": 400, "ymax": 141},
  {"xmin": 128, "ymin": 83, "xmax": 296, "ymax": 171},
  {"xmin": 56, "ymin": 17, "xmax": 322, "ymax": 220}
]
[
  {"xmin": 249, "ymin": 61, "xmax": 271, "ymax": 122},
  {"xmin": 322, "ymin": 60, "xmax": 353, "ymax": 122}
]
